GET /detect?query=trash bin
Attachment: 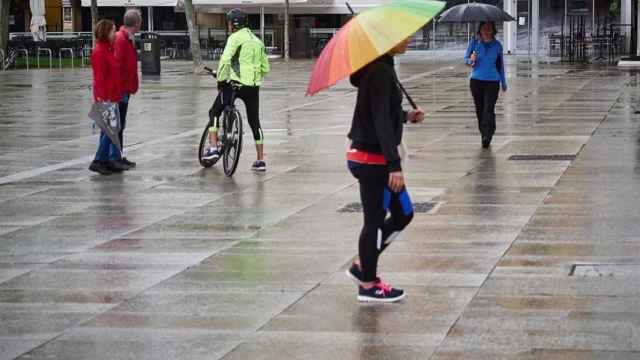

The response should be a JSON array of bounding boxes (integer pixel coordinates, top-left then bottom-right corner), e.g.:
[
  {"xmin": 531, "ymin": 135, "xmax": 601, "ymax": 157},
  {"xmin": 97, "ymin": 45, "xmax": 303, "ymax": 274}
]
[{"xmin": 140, "ymin": 32, "xmax": 161, "ymax": 75}]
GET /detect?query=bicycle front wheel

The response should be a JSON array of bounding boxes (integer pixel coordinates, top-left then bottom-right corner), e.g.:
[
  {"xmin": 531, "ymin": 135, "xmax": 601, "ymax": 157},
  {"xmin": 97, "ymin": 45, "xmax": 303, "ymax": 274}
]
[
  {"xmin": 222, "ymin": 109, "xmax": 243, "ymax": 177},
  {"xmin": 198, "ymin": 120, "xmax": 221, "ymax": 168}
]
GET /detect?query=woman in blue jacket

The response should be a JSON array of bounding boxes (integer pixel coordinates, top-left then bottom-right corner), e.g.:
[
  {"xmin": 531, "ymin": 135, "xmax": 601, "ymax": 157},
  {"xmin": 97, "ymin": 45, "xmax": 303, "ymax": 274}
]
[{"xmin": 464, "ymin": 22, "xmax": 507, "ymax": 148}]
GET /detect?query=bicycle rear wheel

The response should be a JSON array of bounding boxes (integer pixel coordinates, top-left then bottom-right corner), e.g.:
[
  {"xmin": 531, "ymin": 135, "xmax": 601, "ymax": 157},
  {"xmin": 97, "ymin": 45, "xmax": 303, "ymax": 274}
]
[
  {"xmin": 198, "ymin": 122, "xmax": 218, "ymax": 168},
  {"xmin": 222, "ymin": 109, "xmax": 243, "ymax": 177}
]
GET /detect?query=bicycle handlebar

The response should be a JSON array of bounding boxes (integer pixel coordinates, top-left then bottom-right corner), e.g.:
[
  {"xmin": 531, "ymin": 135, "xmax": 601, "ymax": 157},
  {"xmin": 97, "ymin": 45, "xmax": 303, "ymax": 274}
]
[
  {"xmin": 204, "ymin": 66, "xmax": 217, "ymax": 78},
  {"xmin": 204, "ymin": 66, "xmax": 242, "ymax": 90}
]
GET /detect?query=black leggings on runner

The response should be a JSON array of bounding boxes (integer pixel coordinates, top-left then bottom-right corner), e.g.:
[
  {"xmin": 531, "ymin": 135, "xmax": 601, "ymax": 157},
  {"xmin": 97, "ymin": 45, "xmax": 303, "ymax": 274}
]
[
  {"xmin": 470, "ymin": 79, "xmax": 500, "ymax": 140},
  {"xmin": 209, "ymin": 83, "xmax": 264, "ymax": 144},
  {"xmin": 349, "ymin": 161, "xmax": 414, "ymax": 282}
]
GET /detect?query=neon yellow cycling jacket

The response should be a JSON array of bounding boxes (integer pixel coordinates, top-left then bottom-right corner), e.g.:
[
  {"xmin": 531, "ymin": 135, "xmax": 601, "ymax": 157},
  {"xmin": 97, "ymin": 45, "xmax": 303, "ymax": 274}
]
[{"xmin": 217, "ymin": 28, "xmax": 270, "ymax": 87}]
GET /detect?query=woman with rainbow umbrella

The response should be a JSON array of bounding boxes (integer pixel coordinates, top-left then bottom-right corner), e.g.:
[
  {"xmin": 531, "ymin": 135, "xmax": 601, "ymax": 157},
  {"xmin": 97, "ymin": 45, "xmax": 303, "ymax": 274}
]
[{"xmin": 307, "ymin": 0, "xmax": 445, "ymax": 303}]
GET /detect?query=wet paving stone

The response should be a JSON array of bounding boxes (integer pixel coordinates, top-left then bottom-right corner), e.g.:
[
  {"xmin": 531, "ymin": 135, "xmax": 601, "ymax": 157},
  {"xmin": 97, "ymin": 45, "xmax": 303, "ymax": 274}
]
[
  {"xmin": 2, "ymin": 55, "xmax": 640, "ymax": 359},
  {"xmin": 16, "ymin": 328, "xmax": 242, "ymax": 360}
]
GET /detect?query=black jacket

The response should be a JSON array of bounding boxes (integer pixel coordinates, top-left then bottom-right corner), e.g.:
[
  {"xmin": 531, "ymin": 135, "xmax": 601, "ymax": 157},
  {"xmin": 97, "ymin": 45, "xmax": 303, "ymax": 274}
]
[{"xmin": 348, "ymin": 55, "xmax": 406, "ymax": 172}]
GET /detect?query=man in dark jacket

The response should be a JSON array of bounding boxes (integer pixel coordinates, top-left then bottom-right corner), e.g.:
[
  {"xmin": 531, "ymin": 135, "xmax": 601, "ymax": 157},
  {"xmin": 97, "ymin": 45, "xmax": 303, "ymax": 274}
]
[
  {"xmin": 345, "ymin": 38, "xmax": 425, "ymax": 303},
  {"xmin": 114, "ymin": 9, "xmax": 141, "ymax": 169}
]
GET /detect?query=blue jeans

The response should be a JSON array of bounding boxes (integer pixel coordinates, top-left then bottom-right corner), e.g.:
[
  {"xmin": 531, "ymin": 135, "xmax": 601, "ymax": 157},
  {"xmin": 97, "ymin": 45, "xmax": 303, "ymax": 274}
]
[{"xmin": 94, "ymin": 131, "xmax": 120, "ymax": 161}]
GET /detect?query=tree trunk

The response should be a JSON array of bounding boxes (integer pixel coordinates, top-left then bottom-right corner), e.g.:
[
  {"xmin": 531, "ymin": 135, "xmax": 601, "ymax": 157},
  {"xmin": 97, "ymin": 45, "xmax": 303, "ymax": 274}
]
[
  {"xmin": 0, "ymin": 0, "xmax": 9, "ymax": 57},
  {"xmin": 91, "ymin": 0, "xmax": 98, "ymax": 47},
  {"xmin": 183, "ymin": 0, "xmax": 201, "ymax": 72},
  {"xmin": 284, "ymin": 0, "xmax": 290, "ymax": 61}
]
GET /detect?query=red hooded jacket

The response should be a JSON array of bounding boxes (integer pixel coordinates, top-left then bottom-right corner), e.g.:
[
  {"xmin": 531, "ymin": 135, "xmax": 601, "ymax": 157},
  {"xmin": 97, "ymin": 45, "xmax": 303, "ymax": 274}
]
[
  {"xmin": 114, "ymin": 26, "xmax": 139, "ymax": 95},
  {"xmin": 91, "ymin": 41, "xmax": 121, "ymax": 102}
]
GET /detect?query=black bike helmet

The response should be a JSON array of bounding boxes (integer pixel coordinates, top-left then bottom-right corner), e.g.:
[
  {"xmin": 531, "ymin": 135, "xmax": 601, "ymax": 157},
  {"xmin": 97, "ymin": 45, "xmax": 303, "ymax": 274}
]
[{"xmin": 226, "ymin": 9, "xmax": 247, "ymax": 29}]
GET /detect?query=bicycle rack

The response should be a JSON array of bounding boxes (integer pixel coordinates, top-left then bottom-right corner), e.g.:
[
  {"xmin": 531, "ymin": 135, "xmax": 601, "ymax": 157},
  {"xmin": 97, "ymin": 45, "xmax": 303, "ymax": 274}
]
[
  {"xmin": 17, "ymin": 49, "xmax": 29, "ymax": 70},
  {"xmin": 165, "ymin": 47, "xmax": 177, "ymax": 59},
  {"xmin": 212, "ymin": 48, "xmax": 223, "ymax": 60},
  {"xmin": 59, "ymin": 48, "xmax": 74, "ymax": 69},
  {"xmin": 80, "ymin": 47, "xmax": 91, "ymax": 67},
  {"xmin": 37, "ymin": 47, "xmax": 52, "ymax": 70}
]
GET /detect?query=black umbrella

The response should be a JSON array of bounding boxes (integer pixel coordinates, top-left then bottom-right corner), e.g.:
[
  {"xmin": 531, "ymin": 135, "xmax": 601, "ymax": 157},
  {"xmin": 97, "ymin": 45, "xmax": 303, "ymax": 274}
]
[{"xmin": 438, "ymin": 2, "xmax": 516, "ymax": 23}]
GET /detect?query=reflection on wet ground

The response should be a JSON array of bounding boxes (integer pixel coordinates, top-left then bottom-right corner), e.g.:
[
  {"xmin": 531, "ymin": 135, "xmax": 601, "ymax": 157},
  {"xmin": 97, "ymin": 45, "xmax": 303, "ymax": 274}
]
[{"xmin": 2, "ymin": 53, "xmax": 640, "ymax": 359}]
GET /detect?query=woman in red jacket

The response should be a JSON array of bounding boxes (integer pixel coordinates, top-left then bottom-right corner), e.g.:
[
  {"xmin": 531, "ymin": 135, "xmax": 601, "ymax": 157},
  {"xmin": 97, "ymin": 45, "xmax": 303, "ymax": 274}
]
[{"xmin": 89, "ymin": 19, "xmax": 126, "ymax": 175}]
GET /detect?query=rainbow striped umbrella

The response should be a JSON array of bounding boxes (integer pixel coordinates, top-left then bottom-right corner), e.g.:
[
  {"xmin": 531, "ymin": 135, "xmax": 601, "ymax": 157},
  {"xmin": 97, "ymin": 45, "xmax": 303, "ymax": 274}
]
[{"xmin": 306, "ymin": 0, "xmax": 445, "ymax": 96}]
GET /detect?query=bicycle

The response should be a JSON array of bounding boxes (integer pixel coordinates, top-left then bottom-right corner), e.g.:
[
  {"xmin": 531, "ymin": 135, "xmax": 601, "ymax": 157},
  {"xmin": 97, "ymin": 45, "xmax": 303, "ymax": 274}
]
[
  {"xmin": 198, "ymin": 66, "xmax": 243, "ymax": 177},
  {"xmin": 3, "ymin": 47, "xmax": 21, "ymax": 70}
]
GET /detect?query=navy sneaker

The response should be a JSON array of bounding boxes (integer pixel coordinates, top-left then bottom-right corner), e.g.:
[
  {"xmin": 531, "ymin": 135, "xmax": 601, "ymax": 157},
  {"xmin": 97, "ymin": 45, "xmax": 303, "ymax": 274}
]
[
  {"xmin": 346, "ymin": 262, "xmax": 363, "ymax": 284},
  {"xmin": 203, "ymin": 148, "xmax": 220, "ymax": 161},
  {"xmin": 252, "ymin": 160, "xmax": 266, "ymax": 172},
  {"xmin": 346, "ymin": 262, "xmax": 385, "ymax": 285},
  {"xmin": 358, "ymin": 280, "xmax": 405, "ymax": 303}
]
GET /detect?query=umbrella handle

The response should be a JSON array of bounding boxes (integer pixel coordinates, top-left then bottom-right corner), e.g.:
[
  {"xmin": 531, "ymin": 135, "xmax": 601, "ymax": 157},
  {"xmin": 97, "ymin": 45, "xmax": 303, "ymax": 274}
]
[
  {"xmin": 346, "ymin": 2, "xmax": 355, "ymax": 14},
  {"xmin": 397, "ymin": 81, "xmax": 418, "ymax": 110}
]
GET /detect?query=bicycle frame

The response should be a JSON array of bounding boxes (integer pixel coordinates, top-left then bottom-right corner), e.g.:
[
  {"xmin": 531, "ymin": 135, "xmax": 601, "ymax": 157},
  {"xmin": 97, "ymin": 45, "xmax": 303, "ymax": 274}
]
[{"xmin": 205, "ymin": 66, "xmax": 241, "ymax": 135}]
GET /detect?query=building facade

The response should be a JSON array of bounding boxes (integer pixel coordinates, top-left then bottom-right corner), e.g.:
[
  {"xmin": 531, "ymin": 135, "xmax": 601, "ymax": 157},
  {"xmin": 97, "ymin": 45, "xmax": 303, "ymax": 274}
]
[{"xmin": 7, "ymin": 0, "xmax": 636, "ymax": 57}]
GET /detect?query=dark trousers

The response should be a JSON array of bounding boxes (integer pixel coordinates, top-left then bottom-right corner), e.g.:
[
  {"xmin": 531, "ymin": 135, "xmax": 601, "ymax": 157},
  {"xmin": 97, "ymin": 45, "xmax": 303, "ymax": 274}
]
[
  {"xmin": 470, "ymin": 79, "xmax": 500, "ymax": 140},
  {"xmin": 118, "ymin": 95, "xmax": 129, "ymax": 158},
  {"xmin": 209, "ymin": 84, "xmax": 263, "ymax": 144},
  {"xmin": 348, "ymin": 161, "xmax": 414, "ymax": 282}
]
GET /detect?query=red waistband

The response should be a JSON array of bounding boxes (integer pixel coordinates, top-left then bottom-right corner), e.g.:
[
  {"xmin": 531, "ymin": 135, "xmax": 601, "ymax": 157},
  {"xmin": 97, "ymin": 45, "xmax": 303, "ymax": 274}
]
[{"xmin": 347, "ymin": 149, "xmax": 386, "ymax": 165}]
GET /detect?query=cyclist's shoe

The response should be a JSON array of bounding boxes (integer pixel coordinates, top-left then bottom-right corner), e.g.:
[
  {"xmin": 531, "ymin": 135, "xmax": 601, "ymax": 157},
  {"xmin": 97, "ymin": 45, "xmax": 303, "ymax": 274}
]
[
  {"xmin": 358, "ymin": 279, "xmax": 405, "ymax": 303},
  {"xmin": 203, "ymin": 148, "xmax": 220, "ymax": 161},
  {"xmin": 252, "ymin": 160, "xmax": 267, "ymax": 172},
  {"xmin": 346, "ymin": 262, "xmax": 363, "ymax": 284}
]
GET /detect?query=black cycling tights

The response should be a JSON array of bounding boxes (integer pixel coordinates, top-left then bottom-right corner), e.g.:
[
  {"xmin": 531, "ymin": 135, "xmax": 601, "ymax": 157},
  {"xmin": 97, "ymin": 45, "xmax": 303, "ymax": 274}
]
[
  {"xmin": 349, "ymin": 161, "xmax": 414, "ymax": 282},
  {"xmin": 209, "ymin": 84, "xmax": 264, "ymax": 144}
]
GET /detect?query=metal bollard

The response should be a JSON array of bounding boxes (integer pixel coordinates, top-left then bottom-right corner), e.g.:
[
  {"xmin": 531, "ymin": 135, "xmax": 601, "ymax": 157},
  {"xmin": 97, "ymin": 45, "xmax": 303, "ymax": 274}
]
[
  {"xmin": 59, "ymin": 48, "xmax": 74, "ymax": 69},
  {"xmin": 37, "ymin": 48, "xmax": 52, "ymax": 70}
]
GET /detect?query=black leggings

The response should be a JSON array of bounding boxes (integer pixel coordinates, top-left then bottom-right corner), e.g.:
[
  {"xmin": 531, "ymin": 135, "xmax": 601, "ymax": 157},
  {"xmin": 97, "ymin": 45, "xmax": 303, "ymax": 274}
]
[
  {"xmin": 470, "ymin": 79, "xmax": 500, "ymax": 140},
  {"xmin": 209, "ymin": 83, "xmax": 264, "ymax": 144},
  {"xmin": 348, "ymin": 161, "xmax": 414, "ymax": 282}
]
